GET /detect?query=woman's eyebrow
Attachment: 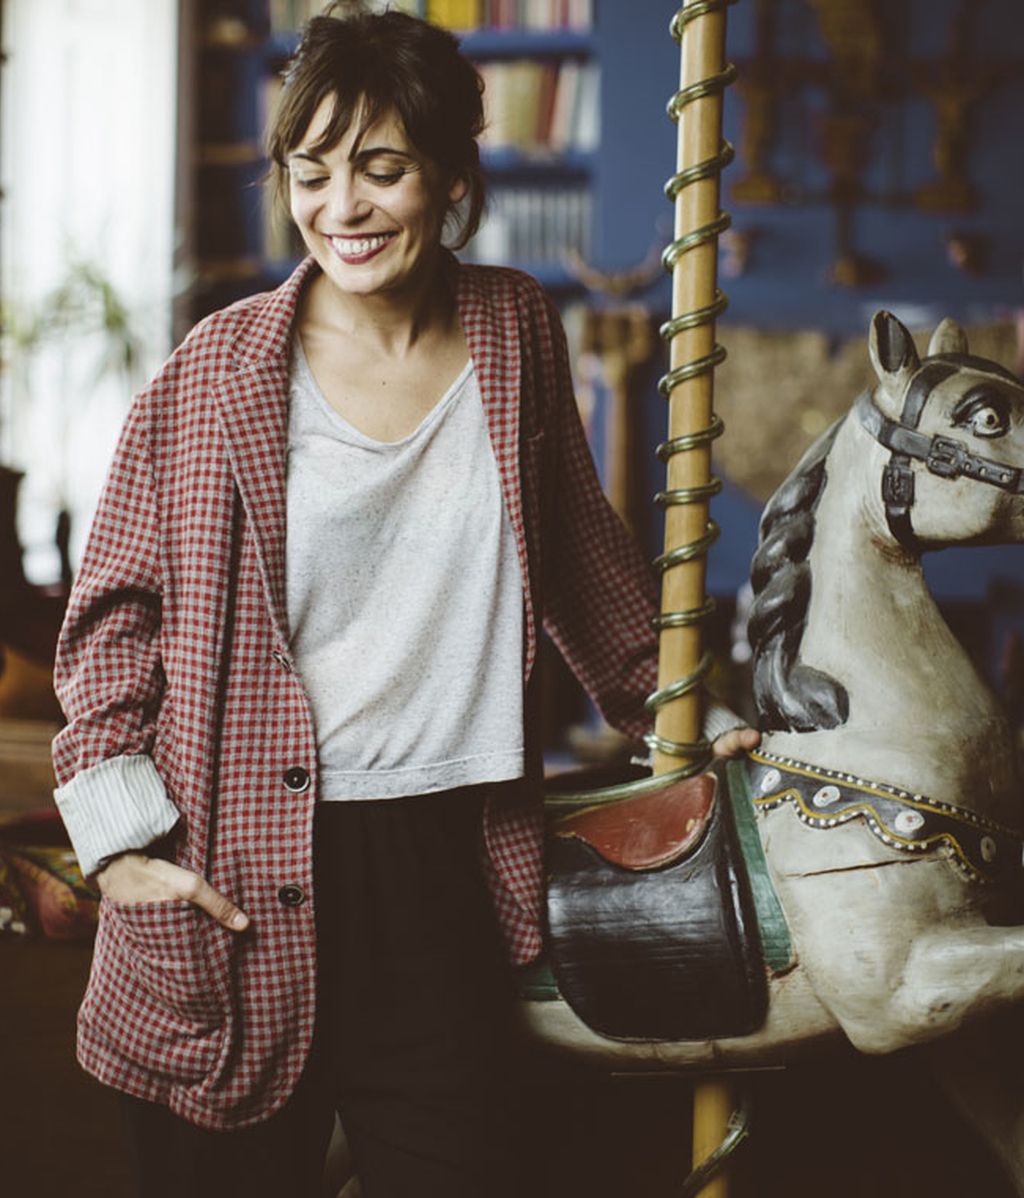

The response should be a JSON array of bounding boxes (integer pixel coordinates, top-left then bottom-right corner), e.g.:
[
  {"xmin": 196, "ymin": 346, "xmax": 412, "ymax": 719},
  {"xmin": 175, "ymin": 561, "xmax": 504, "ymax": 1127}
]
[
  {"xmin": 349, "ymin": 144, "xmax": 416, "ymax": 162},
  {"xmin": 288, "ymin": 150, "xmax": 325, "ymax": 165}
]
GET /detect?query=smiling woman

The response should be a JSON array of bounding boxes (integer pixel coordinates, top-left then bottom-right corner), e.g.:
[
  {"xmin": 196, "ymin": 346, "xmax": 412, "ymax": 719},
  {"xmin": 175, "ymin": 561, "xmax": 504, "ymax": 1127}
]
[
  {"xmin": 266, "ymin": 8, "xmax": 486, "ymax": 252},
  {"xmin": 48, "ymin": 5, "xmax": 749, "ymax": 1197},
  {"xmin": 266, "ymin": 13, "xmax": 483, "ymax": 439}
]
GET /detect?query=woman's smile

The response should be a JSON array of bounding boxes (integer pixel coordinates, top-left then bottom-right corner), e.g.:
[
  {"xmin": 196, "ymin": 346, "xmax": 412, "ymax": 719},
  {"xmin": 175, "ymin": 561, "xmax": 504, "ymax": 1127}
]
[{"xmin": 327, "ymin": 231, "xmax": 399, "ymax": 264}]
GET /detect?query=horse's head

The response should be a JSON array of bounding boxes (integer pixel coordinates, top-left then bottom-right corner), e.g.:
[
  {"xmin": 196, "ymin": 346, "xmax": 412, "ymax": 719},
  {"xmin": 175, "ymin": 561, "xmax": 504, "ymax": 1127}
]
[{"xmin": 861, "ymin": 311, "xmax": 1024, "ymax": 548}]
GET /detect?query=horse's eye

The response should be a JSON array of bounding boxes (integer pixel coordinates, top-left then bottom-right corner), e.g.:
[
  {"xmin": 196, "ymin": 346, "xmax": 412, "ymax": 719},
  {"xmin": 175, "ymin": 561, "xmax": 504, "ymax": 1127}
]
[
  {"xmin": 953, "ymin": 391, "xmax": 1011, "ymax": 439},
  {"xmin": 965, "ymin": 403, "xmax": 1008, "ymax": 438}
]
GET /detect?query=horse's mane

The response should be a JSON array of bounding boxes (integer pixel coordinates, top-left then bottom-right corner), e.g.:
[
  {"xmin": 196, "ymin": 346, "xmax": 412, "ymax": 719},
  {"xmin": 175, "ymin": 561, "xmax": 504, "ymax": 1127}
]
[{"xmin": 748, "ymin": 419, "xmax": 850, "ymax": 732}]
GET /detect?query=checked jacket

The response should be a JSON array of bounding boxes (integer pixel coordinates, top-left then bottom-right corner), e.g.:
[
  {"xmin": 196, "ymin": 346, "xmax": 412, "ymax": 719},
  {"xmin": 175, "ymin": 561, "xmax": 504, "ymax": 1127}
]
[{"xmin": 51, "ymin": 255, "xmax": 660, "ymax": 1129}]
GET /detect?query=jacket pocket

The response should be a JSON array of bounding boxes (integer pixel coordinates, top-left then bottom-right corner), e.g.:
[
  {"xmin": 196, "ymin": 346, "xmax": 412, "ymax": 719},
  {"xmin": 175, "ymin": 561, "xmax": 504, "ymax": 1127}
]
[
  {"xmin": 102, "ymin": 898, "xmax": 226, "ymax": 1027},
  {"xmin": 79, "ymin": 898, "xmax": 229, "ymax": 1086}
]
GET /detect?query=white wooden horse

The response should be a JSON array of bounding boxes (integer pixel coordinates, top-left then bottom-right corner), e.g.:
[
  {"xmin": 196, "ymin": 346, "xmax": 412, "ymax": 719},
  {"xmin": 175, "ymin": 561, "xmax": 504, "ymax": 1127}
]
[{"xmin": 523, "ymin": 310, "xmax": 1024, "ymax": 1188}]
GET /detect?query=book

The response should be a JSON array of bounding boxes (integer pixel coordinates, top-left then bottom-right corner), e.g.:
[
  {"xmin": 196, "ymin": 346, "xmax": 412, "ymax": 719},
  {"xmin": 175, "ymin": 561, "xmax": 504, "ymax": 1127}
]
[
  {"xmin": 427, "ymin": 0, "xmax": 483, "ymax": 30},
  {"xmin": 462, "ymin": 184, "xmax": 591, "ymax": 266}
]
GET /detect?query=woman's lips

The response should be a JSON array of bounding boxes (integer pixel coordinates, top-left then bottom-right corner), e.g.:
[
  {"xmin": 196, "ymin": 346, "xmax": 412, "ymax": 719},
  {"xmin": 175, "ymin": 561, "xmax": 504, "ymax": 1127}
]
[{"xmin": 327, "ymin": 232, "xmax": 397, "ymax": 264}]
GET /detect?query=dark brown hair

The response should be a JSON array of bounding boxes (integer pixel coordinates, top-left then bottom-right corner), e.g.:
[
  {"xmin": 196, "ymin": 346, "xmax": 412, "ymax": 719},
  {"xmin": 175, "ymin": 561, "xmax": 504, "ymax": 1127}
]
[{"xmin": 266, "ymin": 5, "xmax": 486, "ymax": 249}]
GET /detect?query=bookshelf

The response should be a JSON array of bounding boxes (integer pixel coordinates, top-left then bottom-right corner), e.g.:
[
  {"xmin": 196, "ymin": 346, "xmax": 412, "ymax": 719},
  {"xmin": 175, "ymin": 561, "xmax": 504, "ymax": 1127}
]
[{"xmin": 181, "ymin": 0, "xmax": 599, "ymax": 326}]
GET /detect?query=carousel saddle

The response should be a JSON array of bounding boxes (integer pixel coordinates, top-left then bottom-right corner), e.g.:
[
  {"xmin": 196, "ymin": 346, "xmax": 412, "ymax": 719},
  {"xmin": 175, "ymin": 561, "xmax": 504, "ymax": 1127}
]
[{"xmin": 545, "ymin": 760, "xmax": 769, "ymax": 1040}]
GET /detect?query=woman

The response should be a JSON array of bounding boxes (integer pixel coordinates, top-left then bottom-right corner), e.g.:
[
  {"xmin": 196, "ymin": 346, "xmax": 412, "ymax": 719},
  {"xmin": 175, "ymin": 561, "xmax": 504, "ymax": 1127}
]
[{"xmin": 52, "ymin": 7, "xmax": 756, "ymax": 1197}]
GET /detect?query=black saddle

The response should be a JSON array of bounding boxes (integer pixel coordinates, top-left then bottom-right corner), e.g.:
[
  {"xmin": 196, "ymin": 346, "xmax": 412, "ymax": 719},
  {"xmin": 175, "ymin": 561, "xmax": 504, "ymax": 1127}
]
[{"xmin": 545, "ymin": 759, "xmax": 769, "ymax": 1041}]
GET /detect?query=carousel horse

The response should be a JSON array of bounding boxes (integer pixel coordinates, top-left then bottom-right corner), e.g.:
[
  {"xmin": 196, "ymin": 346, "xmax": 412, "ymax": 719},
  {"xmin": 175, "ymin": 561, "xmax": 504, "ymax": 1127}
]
[{"xmin": 527, "ymin": 310, "xmax": 1024, "ymax": 1189}]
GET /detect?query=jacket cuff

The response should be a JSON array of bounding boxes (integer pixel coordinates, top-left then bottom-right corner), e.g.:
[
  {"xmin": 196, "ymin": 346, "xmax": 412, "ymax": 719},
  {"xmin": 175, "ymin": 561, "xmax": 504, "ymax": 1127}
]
[{"xmin": 54, "ymin": 754, "xmax": 180, "ymax": 879}]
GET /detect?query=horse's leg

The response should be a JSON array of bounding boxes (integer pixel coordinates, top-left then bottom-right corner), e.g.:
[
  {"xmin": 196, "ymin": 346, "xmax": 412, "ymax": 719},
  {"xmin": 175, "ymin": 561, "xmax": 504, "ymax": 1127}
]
[
  {"xmin": 886, "ymin": 922, "xmax": 1024, "ymax": 1041},
  {"xmin": 766, "ymin": 816, "xmax": 1024, "ymax": 1052},
  {"xmin": 795, "ymin": 879, "xmax": 1024, "ymax": 1052},
  {"xmin": 920, "ymin": 1009, "xmax": 1024, "ymax": 1198}
]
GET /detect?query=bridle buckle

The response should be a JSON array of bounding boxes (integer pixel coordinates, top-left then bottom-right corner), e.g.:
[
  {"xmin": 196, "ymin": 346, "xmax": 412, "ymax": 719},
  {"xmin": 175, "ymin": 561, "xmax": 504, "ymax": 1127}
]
[
  {"xmin": 926, "ymin": 437, "xmax": 966, "ymax": 479},
  {"xmin": 882, "ymin": 459, "xmax": 914, "ymax": 507}
]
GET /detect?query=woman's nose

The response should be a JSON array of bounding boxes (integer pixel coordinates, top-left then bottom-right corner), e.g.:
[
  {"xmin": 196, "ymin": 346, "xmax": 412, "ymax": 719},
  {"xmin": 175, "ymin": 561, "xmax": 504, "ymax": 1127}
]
[{"xmin": 326, "ymin": 174, "xmax": 371, "ymax": 223}]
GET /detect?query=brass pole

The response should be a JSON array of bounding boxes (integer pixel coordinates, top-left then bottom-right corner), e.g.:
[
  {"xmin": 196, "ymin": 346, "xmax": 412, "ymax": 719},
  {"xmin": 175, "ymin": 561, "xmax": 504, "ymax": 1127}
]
[
  {"xmin": 653, "ymin": 0, "xmax": 734, "ymax": 777},
  {"xmin": 658, "ymin": 3, "xmax": 739, "ymax": 1195}
]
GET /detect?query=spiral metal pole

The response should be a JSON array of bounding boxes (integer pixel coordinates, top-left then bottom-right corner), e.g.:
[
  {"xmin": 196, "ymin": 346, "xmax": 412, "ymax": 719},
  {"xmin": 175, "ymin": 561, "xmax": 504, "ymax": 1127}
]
[
  {"xmin": 660, "ymin": 5, "xmax": 745, "ymax": 1197},
  {"xmin": 651, "ymin": 0, "xmax": 736, "ymax": 780}
]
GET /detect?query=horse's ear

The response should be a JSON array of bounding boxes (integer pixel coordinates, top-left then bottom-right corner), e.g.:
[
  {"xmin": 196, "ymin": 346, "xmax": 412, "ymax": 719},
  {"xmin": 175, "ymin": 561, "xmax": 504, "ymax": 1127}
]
[
  {"xmin": 927, "ymin": 317, "xmax": 968, "ymax": 357},
  {"xmin": 869, "ymin": 311, "xmax": 920, "ymax": 382}
]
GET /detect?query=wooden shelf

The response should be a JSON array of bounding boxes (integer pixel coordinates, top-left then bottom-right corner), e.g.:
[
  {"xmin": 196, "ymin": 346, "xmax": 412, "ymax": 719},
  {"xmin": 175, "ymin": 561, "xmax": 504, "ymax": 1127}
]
[
  {"xmin": 201, "ymin": 32, "xmax": 265, "ymax": 52},
  {"xmin": 459, "ymin": 28, "xmax": 594, "ymax": 59},
  {"xmin": 197, "ymin": 256, "xmax": 263, "ymax": 283},
  {"xmin": 481, "ymin": 147, "xmax": 595, "ymax": 177},
  {"xmin": 197, "ymin": 141, "xmax": 264, "ymax": 167},
  {"xmin": 265, "ymin": 31, "xmax": 300, "ymax": 62},
  {"xmin": 265, "ymin": 26, "xmax": 594, "ymax": 64}
]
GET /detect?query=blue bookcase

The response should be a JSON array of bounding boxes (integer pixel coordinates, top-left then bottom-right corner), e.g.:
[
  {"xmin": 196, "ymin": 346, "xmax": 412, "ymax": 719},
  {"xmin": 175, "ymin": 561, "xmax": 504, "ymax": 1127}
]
[{"xmin": 183, "ymin": 0, "xmax": 1024, "ymax": 633}]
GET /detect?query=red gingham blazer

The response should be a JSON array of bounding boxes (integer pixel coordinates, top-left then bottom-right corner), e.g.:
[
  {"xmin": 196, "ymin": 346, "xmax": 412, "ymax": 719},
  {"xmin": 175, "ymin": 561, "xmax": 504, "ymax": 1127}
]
[{"xmin": 52, "ymin": 255, "xmax": 659, "ymax": 1128}]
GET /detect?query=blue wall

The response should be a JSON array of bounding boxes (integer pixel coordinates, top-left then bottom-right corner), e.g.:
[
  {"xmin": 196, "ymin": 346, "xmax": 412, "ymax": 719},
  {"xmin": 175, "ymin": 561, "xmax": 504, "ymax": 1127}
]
[
  {"xmin": 593, "ymin": 0, "xmax": 1023, "ymax": 602},
  {"xmin": 595, "ymin": 0, "xmax": 1023, "ymax": 334}
]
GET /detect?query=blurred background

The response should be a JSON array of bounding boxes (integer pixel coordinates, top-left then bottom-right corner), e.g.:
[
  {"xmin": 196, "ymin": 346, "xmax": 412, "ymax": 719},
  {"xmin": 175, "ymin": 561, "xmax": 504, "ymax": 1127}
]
[{"xmin": 0, "ymin": 1, "xmax": 1022, "ymax": 1195}]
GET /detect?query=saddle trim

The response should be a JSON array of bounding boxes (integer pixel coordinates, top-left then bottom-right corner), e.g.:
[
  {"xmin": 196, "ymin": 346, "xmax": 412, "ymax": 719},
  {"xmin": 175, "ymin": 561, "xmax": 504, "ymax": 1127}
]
[
  {"xmin": 749, "ymin": 750, "xmax": 1024, "ymax": 885},
  {"xmin": 725, "ymin": 758, "xmax": 795, "ymax": 974}
]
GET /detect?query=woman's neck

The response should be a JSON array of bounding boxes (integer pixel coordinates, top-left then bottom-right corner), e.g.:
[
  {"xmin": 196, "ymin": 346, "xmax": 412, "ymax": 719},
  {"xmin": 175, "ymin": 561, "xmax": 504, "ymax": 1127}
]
[{"xmin": 302, "ymin": 252, "xmax": 456, "ymax": 358}]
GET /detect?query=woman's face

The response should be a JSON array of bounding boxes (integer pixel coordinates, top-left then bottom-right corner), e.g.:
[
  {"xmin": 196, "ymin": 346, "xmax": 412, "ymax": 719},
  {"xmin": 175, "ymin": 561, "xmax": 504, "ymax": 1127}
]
[{"xmin": 287, "ymin": 97, "xmax": 466, "ymax": 304}]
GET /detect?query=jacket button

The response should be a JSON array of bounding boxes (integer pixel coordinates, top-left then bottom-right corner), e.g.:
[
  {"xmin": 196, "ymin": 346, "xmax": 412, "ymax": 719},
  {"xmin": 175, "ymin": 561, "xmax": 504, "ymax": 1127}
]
[
  {"xmin": 278, "ymin": 884, "xmax": 305, "ymax": 907},
  {"xmin": 271, "ymin": 649, "xmax": 292, "ymax": 671},
  {"xmin": 283, "ymin": 766, "xmax": 310, "ymax": 793}
]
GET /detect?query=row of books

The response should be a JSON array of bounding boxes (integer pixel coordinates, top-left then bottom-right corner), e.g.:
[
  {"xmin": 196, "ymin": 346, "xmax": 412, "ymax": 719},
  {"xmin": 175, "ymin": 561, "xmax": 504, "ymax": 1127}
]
[
  {"xmin": 462, "ymin": 186, "xmax": 592, "ymax": 266},
  {"xmin": 258, "ymin": 64, "xmax": 597, "ymax": 162},
  {"xmin": 266, "ymin": 0, "xmax": 593, "ymax": 36},
  {"xmin": 269, "ymin": 0, "xmax": 419, "ymax": 33},
  {"xmin": 261, "ymin": 185, "xmax": 593, "ymax": 270},
  {"xmin": 480, "ymin": 59, "xmax": 598, "ymax": 155},
  {"xmin": 428, "ymin": 0, "xmax": 593, "ymax": 29}
]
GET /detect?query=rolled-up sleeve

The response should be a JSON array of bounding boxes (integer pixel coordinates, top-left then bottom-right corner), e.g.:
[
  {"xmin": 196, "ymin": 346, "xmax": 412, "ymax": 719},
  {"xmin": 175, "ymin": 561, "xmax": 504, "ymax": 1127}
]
[{"xmin": 51, "ymin": 393, "xmax": 179, "ymax": 876}]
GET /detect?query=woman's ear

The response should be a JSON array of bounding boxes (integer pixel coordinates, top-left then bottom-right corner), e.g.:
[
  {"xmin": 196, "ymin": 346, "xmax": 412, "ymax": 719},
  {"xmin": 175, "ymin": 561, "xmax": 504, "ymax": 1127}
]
[{"xmin": 448, "ymin": 174, "xmax": 469, "ymax": 205}]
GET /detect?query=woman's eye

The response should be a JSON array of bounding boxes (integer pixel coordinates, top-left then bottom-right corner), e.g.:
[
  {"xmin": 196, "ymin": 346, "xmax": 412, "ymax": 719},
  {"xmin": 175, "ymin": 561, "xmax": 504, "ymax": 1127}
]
[
  {"xmin": 365, "ymin": 170, "xmax": 405, "ymax": 186},
  {"xmin": 294, "ymin": 176, "xmax": 328, "ymax": 190}
]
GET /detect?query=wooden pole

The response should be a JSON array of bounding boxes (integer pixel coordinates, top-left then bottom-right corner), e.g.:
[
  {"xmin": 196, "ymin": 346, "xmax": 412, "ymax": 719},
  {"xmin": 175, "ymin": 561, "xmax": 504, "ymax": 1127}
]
[
  {"xmin": 658, "ymin": 3, "xmax": 736, "ymax": 1195},
  {"xmin": 655, "ymin": 0, "xmax": 730, "ymax": 776}
]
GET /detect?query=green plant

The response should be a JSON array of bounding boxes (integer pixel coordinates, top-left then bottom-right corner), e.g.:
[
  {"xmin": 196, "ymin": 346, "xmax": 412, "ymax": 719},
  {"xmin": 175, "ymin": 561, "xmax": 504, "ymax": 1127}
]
[{"xmin": 1, "ymin": 259, "xmax": 143, "ymax": 384}]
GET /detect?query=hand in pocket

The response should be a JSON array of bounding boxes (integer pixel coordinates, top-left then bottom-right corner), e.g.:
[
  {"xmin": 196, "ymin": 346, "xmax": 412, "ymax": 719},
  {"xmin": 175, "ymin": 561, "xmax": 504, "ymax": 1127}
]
[{"xmin": 96, "ymin": 852, "xmax": 249, "ymax": 931}]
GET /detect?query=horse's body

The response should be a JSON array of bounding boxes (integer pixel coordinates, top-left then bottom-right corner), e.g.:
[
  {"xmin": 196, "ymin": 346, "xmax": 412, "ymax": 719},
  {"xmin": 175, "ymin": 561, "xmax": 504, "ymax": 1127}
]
[{"xmin": 523, "ymin": 312, "xmax": 1024, "ymax": 1184}]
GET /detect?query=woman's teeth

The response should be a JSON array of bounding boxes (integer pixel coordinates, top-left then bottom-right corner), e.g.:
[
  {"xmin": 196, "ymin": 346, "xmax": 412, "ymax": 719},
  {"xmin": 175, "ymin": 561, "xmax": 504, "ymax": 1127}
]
[{"xmin": 332, "ymin": 234, "xmax": 394, "ymax": 256}]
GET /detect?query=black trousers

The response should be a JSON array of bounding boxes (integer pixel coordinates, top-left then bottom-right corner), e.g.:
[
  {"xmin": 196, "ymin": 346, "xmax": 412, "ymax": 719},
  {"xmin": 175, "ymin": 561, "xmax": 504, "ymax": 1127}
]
[{"xmin": 120, "ymin": 789, "xmax": 530, "ymax": 1198}]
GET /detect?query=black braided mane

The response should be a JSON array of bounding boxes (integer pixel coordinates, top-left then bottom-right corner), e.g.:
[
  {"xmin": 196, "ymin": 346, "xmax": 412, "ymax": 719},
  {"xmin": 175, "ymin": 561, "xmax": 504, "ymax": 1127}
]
[{"xmin": 748, "ymin": 420, "xmax": 850, "ymax": 732}]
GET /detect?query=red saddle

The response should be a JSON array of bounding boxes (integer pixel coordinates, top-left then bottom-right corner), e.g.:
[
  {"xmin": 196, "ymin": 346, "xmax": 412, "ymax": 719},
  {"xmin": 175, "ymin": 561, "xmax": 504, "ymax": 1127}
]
[{"xmin": 550, "ymin": 773, "xmax": 715, "ymax": 871}]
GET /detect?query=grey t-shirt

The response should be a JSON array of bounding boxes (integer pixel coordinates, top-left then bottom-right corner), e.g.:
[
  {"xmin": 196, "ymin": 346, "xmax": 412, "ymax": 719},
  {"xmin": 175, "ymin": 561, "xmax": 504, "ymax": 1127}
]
[{"xmin": 285, "ymin": 339, "xmax": 524, "ymax": 799}]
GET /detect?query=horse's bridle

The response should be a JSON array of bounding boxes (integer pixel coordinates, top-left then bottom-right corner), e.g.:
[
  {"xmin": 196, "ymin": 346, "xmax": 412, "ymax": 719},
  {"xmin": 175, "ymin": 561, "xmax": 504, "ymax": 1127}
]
[{"xmin": 855, "ymin": 357, "xmax": 1024, "ymax": 549}]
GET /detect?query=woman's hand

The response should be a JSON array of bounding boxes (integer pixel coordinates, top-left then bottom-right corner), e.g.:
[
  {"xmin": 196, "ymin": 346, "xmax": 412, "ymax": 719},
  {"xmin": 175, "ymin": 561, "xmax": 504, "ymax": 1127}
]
[
  {"xmin": 711, "ymin": 726, "xmax": 761, "ymax": 758},
  {"xmin": 95, "ymin": 852, "xmax": 249, "ymax": 931}
]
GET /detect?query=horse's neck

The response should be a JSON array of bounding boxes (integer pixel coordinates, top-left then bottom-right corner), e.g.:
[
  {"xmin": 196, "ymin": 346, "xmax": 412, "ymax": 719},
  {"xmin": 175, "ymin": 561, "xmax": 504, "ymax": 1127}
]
[{"xmin": 763, "ymin": 418, "xmax": 1018, "ymax": 821}]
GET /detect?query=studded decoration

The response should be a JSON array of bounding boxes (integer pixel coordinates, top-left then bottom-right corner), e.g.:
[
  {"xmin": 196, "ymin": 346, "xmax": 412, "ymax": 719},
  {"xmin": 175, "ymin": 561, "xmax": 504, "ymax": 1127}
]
[{"xmin": 747, "ymin": 750, "xmax": 1024, "ymax": 885}]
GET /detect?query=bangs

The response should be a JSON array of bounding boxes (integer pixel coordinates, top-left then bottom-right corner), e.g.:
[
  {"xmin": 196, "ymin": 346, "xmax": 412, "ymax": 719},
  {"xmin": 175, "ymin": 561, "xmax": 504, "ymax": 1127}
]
[{"xmin": 307, "ymin": 90, "xmax": 389, "ymax": 161}]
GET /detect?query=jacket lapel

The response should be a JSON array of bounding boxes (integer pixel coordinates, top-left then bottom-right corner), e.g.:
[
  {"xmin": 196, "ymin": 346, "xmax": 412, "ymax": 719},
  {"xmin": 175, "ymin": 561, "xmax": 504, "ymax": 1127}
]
[
  {"xmin": 212, "ymin": 362, "xmax": 292, "ymax": 644},
  {"xmin": 456, "ymin": 267, "xmax": 537, "ymax": 680},
  {"xmin": 210, "ymin": 258, "xmax": 317, "ymax": 645}
]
